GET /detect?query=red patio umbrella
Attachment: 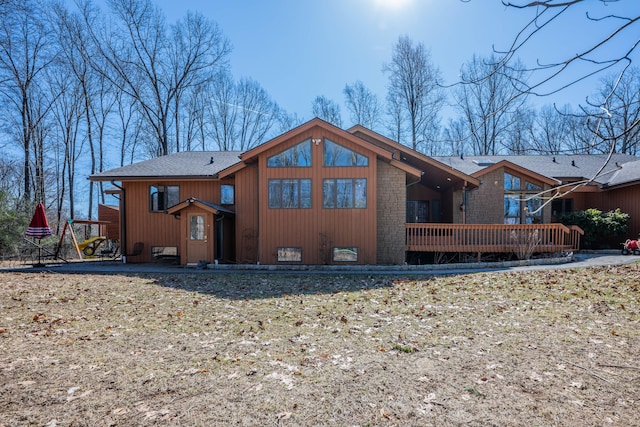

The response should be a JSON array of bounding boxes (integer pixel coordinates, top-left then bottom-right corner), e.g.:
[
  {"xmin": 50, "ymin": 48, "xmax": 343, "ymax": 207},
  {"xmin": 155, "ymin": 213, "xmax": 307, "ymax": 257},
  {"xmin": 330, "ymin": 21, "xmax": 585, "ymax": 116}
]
[
  {"xmin": 25, "ymin": 202, "xmax": 53, "ymax": 266},
  {"xmin": 25, "ymin": 202, "xmax": 53, "ymax": 239}
]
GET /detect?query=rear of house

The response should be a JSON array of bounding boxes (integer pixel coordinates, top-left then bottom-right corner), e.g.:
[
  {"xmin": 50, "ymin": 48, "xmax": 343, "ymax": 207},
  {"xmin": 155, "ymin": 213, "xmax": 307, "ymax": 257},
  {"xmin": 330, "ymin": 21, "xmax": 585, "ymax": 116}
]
[{"xmin": 90, "ymin": 119, "xmax": 640, "ymax": 265}]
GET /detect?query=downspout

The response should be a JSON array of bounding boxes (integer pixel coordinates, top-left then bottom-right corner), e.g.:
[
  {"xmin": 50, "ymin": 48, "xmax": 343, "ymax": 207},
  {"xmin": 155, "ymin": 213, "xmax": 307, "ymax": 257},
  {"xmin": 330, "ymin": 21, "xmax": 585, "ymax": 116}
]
[
  {"xmin": 111, "ymin": 180, "xmax": 126, "ymax": 262},
  {"xmin": 462, "ymin": 181, "xmax": 467, "ymax": 224},
  {"xmin": 406, "ymin": 171, "xmax": 424, "ymax": 188},
  {"xmin": 256, "ymin": 164, "xmax": 261, "ymax": 264}
]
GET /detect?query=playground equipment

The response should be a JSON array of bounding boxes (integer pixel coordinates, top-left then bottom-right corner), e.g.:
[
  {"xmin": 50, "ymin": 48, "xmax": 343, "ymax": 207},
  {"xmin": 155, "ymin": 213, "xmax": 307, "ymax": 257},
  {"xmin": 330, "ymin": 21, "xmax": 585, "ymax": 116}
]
[
  {"xmin": 77, "ymin": 236, "xmax": 107, "ymax": 256},
  {"xmin": 56, "ymin": 219, "xmax": 117, "ymax": 259}
]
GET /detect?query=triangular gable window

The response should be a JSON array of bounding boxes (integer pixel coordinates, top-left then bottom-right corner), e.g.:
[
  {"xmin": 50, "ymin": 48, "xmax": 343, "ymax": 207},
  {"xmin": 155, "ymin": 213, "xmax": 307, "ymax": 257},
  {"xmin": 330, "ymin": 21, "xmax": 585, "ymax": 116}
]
[
  {"xmin": 267, "ymin": 139, "xmax": 312, "ymax": 167},
  {"xmin": 323, "ymin": 139, "xmax": 368, "ymax": 167}
]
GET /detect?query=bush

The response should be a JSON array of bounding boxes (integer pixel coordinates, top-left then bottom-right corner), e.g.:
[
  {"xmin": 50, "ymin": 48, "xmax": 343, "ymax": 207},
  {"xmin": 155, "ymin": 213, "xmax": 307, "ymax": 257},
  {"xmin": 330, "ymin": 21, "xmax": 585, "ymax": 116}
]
[
  {"xmin": 557, "ymin": 208, "xmax": 629, "ymax": 249},
  {"xmin": 0, "ymin": 191, "xmax": 30, "ymax": 256}
]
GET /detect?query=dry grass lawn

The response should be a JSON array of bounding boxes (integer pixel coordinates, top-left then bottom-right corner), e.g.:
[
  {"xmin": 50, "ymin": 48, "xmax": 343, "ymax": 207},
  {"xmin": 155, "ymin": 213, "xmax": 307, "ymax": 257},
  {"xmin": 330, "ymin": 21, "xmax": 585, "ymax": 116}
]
[{"xmin": 1, "ymin": 264, "xmax": 639, "ymax": 426}]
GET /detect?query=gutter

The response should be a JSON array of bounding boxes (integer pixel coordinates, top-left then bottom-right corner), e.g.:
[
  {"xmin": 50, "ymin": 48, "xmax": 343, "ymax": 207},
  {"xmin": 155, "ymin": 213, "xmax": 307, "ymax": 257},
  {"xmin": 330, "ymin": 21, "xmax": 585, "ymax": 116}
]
[{"xmin": 110, "ymin": 181, "xmax": 126, "ymax": 262}]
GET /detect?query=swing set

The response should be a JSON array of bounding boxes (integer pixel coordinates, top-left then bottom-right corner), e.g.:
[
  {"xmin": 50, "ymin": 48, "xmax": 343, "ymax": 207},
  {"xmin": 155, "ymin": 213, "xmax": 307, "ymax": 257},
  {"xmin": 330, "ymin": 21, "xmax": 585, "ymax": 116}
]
[{"xmin": 55, "ymin": 219, "xmax": 119, "ymax": 260}]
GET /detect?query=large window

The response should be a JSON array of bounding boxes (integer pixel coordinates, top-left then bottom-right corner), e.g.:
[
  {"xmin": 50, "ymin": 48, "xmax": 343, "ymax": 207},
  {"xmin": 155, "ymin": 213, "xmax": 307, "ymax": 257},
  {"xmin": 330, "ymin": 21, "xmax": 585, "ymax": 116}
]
[
  {"xmin": 323, "ymin": 139, "xmax": 368, "ymax": 166},
  {"xmin": 268, "ymin": 179, "xmax": 312, "ymax": 208},
  {"xmin": 149, "ymin": 185, "xmax": 179, "ymax": 212},
  {"xmin": 524, "ymin": 181, "xmax": 542, "ymax": 224},
  {"xmin": 267, "ymin": 139, "xmax": 312, "ymax": 167},
  {"xmin": 323, "ymin": 178, "xmax": 367, "ymax": 208},
  {"xmin": 503, "ymin": 173, "xmax": 543, "ymax": 224}
]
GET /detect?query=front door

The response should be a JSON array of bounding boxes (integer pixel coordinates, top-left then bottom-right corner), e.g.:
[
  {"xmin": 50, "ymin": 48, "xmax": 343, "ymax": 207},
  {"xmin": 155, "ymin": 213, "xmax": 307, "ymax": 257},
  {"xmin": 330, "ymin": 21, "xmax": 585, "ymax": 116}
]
[{"xmin": 186, "ymin": 212, "xmax": 210, "ymax": 264}]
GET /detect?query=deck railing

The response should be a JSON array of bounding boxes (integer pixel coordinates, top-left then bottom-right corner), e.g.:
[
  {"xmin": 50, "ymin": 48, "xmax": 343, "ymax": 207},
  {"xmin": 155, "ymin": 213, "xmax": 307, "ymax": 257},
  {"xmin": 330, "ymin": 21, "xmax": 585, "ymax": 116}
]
[{"xmin": 406, "ymin": 223, "xmax": 583, "ymax": 254}]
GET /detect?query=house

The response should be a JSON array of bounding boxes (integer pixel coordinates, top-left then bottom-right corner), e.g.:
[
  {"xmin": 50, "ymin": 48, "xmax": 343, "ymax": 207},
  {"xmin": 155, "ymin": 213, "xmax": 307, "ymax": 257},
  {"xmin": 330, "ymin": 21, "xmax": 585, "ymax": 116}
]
[{"xmin": 90, "ymin": 118, "xmax": 640, "ymax": 265}]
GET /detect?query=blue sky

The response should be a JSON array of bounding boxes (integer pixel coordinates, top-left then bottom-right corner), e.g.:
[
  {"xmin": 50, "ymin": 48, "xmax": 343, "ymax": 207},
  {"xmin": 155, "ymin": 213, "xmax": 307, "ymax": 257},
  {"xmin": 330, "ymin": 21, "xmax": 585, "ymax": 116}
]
[{"xmin": 145, "ymin": 0, "xmax": 638, "ymax": 126}]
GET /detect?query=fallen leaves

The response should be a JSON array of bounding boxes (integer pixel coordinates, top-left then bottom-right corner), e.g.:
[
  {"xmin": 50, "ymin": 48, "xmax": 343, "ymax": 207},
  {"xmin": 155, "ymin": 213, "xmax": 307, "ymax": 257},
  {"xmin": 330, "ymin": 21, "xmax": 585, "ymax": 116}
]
[{"xmin": 0, "ymin": 266, "xmax": 639, "ymax": 426}]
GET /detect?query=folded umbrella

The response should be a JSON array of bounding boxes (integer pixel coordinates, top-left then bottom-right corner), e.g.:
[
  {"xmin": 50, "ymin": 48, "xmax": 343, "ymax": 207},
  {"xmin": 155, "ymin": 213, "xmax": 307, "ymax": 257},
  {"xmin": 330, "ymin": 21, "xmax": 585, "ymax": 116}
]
[{"xmin": 25, "ymin": 202, "xmax": 53, "ymax": 239}]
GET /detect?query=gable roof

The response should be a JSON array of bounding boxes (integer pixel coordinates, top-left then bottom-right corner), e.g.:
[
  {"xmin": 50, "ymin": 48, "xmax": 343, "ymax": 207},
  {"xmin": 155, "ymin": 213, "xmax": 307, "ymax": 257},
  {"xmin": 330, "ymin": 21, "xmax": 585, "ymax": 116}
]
[
  {"xmin": 435, "ymin": 154, "xmax": 639, "ymax": 186},
  {"xmin": 348, "ymin": 125, "xmax": 481, "ymax": 189},
  {"xmin": 469, "ymin": 160, "xmax": 560, "ymax": 186},
  {"xmin": 89, "ymin": 151, "xmax": 242, "ymax": 181},
  {"xmin": 167, "ymin": 197, "xmax": 235, "ymax": 215},
  {"xmin": 219, "ymin": 118, "xmax": 422, "ymax": 179}
]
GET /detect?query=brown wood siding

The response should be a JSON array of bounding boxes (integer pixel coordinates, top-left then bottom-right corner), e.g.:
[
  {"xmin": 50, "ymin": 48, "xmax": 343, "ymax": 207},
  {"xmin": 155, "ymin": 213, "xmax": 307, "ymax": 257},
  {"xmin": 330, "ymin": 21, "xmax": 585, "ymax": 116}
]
[
  {"xmin": 123, "ymin": 180, "xmax": 226, "ymax": 262},
  {"xmin": 97, "ymin": 204, "xmax": 120, "ymax": 240},
  {"xmin": 593, "ymin": 186, "xmax": 640, "ymax": 239},
  {"xmin": 255, "ymin": 126, "xmax": 378, "ymax": 265},
  {"xmin": 234, "ymin": 165, "xmax": 259, "ymax": 263}
]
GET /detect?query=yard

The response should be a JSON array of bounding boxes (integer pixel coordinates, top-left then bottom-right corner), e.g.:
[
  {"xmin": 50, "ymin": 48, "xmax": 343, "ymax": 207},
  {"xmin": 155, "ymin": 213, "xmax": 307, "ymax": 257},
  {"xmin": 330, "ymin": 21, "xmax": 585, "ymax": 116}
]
[{"xmin": 1, "ymin": 265, "xmax": 639, "ymax": 426}]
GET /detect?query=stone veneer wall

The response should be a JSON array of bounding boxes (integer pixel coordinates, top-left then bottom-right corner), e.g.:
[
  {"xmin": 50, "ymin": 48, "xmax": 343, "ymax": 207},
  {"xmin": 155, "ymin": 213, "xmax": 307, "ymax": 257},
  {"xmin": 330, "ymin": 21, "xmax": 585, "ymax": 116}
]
[
  {"xmin": 457, "ymin": 167, "xmax": 552, "ymax": 224},
  {"xmin": 376, "ymin": 159, "xmax": 406, "ymax": 264},
  {"xmin": 466, "ymin": 168, "xmax": 505, "ymax": 224}
]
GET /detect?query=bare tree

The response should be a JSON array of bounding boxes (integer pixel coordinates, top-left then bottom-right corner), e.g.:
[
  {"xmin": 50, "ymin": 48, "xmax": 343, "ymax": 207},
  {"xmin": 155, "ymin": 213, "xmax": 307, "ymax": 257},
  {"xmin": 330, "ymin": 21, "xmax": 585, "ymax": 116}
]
[
  {"xmin": 47, "ymin": 61, "xmax": 82, "ymax": 222},
  {"xmin": 343, "ymin": 80, "xmax": 382, "ymax": 130},
  {"xmin": 500, "ymin": 1, "xmax": 639, "ymax": 156},
  {"xmin": 85, "ymin": 0, "xmax": 230, "ymax": 156},
  {"xmin": 112, "ymin": 88, "xmax": 143, "ymax": 165},
  {"xmin": 584, "ymin": 67, "xmax": 640, "ymax": 154},
  {"xmin": 501, "ymin": 1, "xmax": 639, "ymax": 99},
  {"xmin": 181, "ymin": 82, "xmax": 207, "ymax": 151},
  {"xmin": 311, "ymin": 95, "xmax": 343, "ymax": 128},
  {"xmin": 0, "ymin": 0, "xmax": 57, "ymax": 204},
  {"xmin": 506, "ymin": 106, "xmax": 535, "ymax": 154},
  {"xmin": 385, "ymin": 90, "xmax": 406, "ymax": 146},
  {"xmin": 529, "ymin": 104, "xmax": 574, "ymax": 154},
  {"xmin": 383, "ymin": 36, "xmax": 445, "ymax": 153},
  {"xmin": 205, "ymin": 73, "xmax": 279, "ymax": 151},
  {"xmin": 207, "ymin": 70, "xmax": 237, "ymax": 151},
  {"xmin": 170, "ymin": 11, "xmax": 231, "ymax": 152},
  {"xmin": 235, "ymin": 77, "xmax": 279, "ymax": 150},
  {"xmin": 452, "ymin": 54, "xmax": 530, "ymax": 155},
  {"xmin": 276, "ymin": 110, "xmax": 304, "ymax": 134}
]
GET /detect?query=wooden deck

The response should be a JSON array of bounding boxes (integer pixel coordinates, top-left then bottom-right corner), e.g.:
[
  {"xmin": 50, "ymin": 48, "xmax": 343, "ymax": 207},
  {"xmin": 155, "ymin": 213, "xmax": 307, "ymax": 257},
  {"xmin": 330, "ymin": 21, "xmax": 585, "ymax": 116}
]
[{"xmin": 406, "ymin": 223, "xmax": 583, "ymax": 255}]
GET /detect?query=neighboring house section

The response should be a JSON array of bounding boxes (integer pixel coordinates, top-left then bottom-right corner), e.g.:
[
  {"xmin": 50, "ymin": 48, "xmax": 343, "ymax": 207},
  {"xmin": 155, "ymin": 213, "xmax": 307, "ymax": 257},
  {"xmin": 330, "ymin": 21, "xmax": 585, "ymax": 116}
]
[
  {"xmin": 90, "ymin": 119, "xmax": 640, "ymax": 264},
  {"xmin": 436, "ymin": 154, "xmax": 640, "ymax": 239}
]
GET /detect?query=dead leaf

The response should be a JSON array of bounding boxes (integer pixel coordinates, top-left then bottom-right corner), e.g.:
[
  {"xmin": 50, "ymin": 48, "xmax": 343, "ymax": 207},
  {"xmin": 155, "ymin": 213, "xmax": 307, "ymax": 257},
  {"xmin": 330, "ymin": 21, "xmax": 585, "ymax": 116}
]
[{"xmin": 277, "ymin": 412, "xmax": 292, "ymax": 420}]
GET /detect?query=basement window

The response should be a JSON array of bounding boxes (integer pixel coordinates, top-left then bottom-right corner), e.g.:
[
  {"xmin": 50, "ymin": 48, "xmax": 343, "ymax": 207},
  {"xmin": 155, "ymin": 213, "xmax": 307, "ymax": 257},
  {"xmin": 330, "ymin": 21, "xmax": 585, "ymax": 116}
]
[
  {"xmin": 333, "ymin": 247, "xmax": 358, "ymax": 262},
  {"xmin": 277, "ymin": 247, "xmax": 302, "ymax": 262}
]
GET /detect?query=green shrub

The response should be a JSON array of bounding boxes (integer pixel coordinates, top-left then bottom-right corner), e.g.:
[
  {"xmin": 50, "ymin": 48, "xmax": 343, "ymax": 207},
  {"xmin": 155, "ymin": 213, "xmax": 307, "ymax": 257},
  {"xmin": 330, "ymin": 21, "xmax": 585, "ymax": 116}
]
[
  {"xmin": 557, "ymin": 208, "xmax": 629, "ymax": 249},
  {"xmin": 0, "ymin": 191, "xmax": 30, "ymax": 256}
]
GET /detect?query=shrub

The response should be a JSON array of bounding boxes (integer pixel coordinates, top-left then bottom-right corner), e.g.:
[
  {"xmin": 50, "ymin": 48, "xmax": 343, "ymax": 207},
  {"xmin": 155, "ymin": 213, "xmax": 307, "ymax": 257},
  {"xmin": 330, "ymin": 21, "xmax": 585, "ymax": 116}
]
[
  {"xmin": 0, "ymin": 191, "xmax": 30, "ymax": 256},
  {"xmin": 557, "ymin": 208, "xmax": 629, "ymax": 249}
]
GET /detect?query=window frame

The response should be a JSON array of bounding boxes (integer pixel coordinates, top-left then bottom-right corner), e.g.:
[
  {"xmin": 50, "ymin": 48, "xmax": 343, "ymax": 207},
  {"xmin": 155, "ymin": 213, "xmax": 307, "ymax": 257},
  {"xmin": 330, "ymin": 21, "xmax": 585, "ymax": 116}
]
[
  {"xmin": 149, "ymin": 185, "xmax": 180, "ymax": 212},
  {"xmin": 323, "ymin": 138, "xmax": 369, "ymax": 167},
  {"xmin": 503, "ymin": 172, "xmax": 544, "ymax": 224},
  {"xmin": 267, "ymin": 139, "xmax": 312, "ymax": 168},
  {"xmin": 220, "ymin": 184, "xmax": 235, "ymax": 205},
  {"xmin": 332, "ymin": 247, "xmax": 358, "ymax": 262},
  {"xmin": 322, "ymin": 178, "xmax": 367, "ymax": 209},
  {"xmin": 268, "ymin": 178, "xmax": 312, "ymax": 209},
  {"xmin": 277, "ymin": 247, "xmax": 302, "ymax": 262}
]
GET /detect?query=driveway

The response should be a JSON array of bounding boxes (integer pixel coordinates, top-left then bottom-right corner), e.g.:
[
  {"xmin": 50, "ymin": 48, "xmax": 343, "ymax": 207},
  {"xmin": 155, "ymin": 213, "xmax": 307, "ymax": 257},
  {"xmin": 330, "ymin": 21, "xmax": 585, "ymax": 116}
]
[{"xmin": 3, "ymin": 251, "xmax": 638, "ymax": 276}]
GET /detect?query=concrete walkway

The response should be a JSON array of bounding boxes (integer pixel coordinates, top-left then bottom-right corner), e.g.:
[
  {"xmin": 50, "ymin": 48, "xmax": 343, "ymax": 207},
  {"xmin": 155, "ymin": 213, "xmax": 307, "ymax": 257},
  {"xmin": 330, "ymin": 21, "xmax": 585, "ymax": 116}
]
[{"xmin": 3, "ymin": 251, "xmax": 638, "ymax": 276}]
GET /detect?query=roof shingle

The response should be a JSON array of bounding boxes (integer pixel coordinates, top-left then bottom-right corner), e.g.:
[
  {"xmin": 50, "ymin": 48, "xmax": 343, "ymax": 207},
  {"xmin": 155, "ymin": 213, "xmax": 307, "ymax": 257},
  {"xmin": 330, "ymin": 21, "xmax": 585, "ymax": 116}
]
[{"xmin": 90, "ymin": 151, "xmax": 242, "ymax": 181}]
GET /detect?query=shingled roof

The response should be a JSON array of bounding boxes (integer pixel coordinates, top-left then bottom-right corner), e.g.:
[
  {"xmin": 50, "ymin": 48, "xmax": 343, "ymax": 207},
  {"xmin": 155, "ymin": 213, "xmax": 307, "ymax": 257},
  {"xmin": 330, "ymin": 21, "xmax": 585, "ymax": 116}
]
[
  {"xmin": 89, "ymin": 151, "xmax": 243, "ymax": 181},
  {"xmin": 434, "ymin": 154, "xmax": 639, "ymax": 186}
]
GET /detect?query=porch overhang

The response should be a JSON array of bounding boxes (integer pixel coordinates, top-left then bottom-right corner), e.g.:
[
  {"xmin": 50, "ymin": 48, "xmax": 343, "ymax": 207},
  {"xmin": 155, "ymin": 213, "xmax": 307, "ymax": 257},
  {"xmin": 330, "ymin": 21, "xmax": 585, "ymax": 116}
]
[{"xmin": 167, "ymin": 198, "xmax": 235, "ymax": 216}]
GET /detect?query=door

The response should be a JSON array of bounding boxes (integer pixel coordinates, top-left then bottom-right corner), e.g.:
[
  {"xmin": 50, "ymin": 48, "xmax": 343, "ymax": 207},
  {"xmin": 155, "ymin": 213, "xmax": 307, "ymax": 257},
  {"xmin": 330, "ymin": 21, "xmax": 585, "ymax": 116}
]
[
  {"xmin": 406, "ymin": 200, "xmax": 429, "ymax": 223},
  {"xmin": 186, "ymin": 212, "xmax": 210, "ymax": 263}
]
